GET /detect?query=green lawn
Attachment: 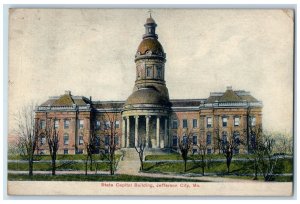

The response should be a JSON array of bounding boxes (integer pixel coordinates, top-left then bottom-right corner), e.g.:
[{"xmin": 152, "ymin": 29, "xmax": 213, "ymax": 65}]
[
  {"xmin": 7, "ymin": 173, "xmax": 208, "ymax": 182},
  {"xmin": 145, "ymin": 153, "xmax": 256, "ymax": 161},
  {"xmin": 8, "ymin": 161, "xmax": 111, "ymax": 171},
  {"xmin": 143, "ymin": 158, "xmax": 293, "ymax": 181},
  {"xmin": 8, "ymin": 154, "xmax": 122, "ymax": 161}
]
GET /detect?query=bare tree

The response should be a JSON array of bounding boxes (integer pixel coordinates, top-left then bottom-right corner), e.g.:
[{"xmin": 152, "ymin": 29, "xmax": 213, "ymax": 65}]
[
  {"xmin": 98, "ymin": 104, "xmax": 120, "ymax": 175},
  {"xmin": 14, "ymin": 104, "xmax": 39, "ymax": 176},
  {"xmin": 217, "ymin": 129, "xmax": 244, "ymax": 174},
  {"xmin": 135, "ymin": 140, "xmax": 146, "ymax": 171},
  {"xmin": 247, "ymin": 126, "xmax": 263, "ymax": 180},
  {"xmin": 44, "ymin": 117, "xmax": 59, "ymax": 176},
  {"xmin": 178, "ymin": 129, "xmax": 193, "ymax": 172},
  {"xmin": 256, "ymin": 132, "xmax": 279, "ymax": 181},
  {"xmin": 83, "ymin": 130, "xmax": 97, "ymax": 175},
  {"xmin": 196, "ymin": 135, "xmax": 208, "ymax": 176}
]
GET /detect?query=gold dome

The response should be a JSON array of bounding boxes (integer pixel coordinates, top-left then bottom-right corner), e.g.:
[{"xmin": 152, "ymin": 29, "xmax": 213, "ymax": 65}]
[{"xmin": 137, "ymin": 38, "xmax": 164, "ymax": 55}]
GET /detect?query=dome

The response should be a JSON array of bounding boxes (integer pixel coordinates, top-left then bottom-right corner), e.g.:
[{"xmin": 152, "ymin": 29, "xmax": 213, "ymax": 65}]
[
  {"xmin": 146, "ymin": 17, "xmax": 156, "ymax": 24},
  {"xmin": 125, "ymin": 87, "xmax": 169, "ymax": 106},
  {"xmin": 137, "ymin": 38, "xmax": 164, "ymax": 55}
]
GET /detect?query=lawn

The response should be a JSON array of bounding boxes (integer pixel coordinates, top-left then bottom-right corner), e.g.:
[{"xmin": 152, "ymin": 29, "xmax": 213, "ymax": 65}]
[
  {"xmin": 8, "ymin": 154, "xmax": 122, "ymax": 161},
  {"xmin": 7, "ymin": 173, "xmax": 208, "ymax": 182},
  {"xmin": 8, "ymin": 161, "xmax": 111, "ymax": 171},
  {"xmin": 143, "ymin": 158, "xmax": 293, "ymax": 181},
  {"xmin": 145, "ymin": 153, "xmax": 256, "ymax": 161}
]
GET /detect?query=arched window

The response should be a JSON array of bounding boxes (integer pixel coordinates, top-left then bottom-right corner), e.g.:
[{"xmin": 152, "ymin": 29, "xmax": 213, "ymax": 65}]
[{"xmin": 206, "ymin": 132, "xmax": 211, "ymax": 145}]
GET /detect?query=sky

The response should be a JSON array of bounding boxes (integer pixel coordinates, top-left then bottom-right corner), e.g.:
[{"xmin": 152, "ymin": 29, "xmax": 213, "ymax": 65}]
[{"xmin": 8, "ymin": 9, "xmax": 294, "ymax": 135}]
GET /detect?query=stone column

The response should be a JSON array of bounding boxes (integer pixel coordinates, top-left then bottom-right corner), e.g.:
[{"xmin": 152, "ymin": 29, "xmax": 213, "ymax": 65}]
[
  {"xmin": 164, "ymin": 117, "xmax": 168, "ymax": 148},
  {"xmin": 134, "ymin": 116, "xmax": 139, "ymax": 147},
  {"xmin": 122, "ymin": 117, "xmax": 125, "ymax": 148},
  {"xmin": 126, "ymin": 116, "xmax": 130, "ymax": 148},
  {"xmin": 156, "ymin": 116, "xmax": 160, "ymax": 148},
  {"xmin": 146, "ymin": 115, "xmax": 150, "ymax": 148}
]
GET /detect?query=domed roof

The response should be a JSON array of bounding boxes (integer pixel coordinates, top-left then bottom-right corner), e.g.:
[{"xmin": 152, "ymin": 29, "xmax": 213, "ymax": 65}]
[
  {"xmin": 137, "ymin": 38, "xmax": 164, "ymax": 55},
  {"xmin": 125, "ymin": 87, "xmax": 169, "ymax": 106},
  {"xmin": 146, "ymin": 17, "xmax": 156, "ymax": 24}
]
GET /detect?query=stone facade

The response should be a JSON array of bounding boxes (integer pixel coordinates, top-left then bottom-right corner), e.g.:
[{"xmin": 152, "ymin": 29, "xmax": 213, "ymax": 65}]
[{"xmin": 35, "ymin": 16, "xmax": 262, "ymax": 155}]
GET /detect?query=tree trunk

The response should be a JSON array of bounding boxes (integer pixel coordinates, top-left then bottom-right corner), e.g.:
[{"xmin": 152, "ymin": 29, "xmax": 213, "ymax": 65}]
[
  {"xmin": 85, "ymin": 160, "xmax": 88, "ymax": 176},
  {"xmin": 184, "ymin": 160, "xmax": 187, "ymax": 172},
  {"xmin": 28, "ymin": 158, "xmax": 33, "ymax": 176},
  {"xmin": 226, "ymin": 157, "xmax": 231, "ymax": 174},
  {"xmin": 253, "ymin": 159, "xmax": 258, "ymax": 180},
  {"xmin": 51, "ymin": 159, "xmax": 56, "ymax": 176}
]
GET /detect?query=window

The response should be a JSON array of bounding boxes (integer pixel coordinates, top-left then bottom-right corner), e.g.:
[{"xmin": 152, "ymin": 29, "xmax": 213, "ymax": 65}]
[
  {"xmin": 251, "ymin": 117, "xmax": 256, "ymax": 127},
  {"xmin": 79, "ymin": 135, "xmax": 84, "ymax": 145},
  {"xmin": 39, "ymin": 150, "xmax": 45, "ymax": 155},
  {"xmin": 64, "ymin": 149, "xmax": 68, "ymax": 155},
  {"xmin": 182, "ymin": 135, "xmax": 188, "ymax": 145},
  {"xmin": 173, "ymin": 136, "xmax": 178, "ymax": 146},
  {"xmin": 207, "ymin": 117, "xmax": 212, "ymax": 128},
  {"xmin": 233, "ymin": 131, "xmax": 240, "ymax": 145},
  {"xmin": 222, "ymin": 132, "xmax": 227, "ymax": 145},
  {"xmin": 222, "ymin": 117, "xmax": 228, "ymax": 127},
  {"xmin": 114, "ymin": 135, "xmax": 119, "ymax": 145},
  {"xmin": 40, "ymin": 135, "xmax": 46, "ymax": 145},
  {"xmin": 115, "ymin": 121, "xmax": 120, "ymax": 129},
  {"xmin": 157, "ymin": 66, "xmax": 162, "ymax": 79},
  {"xmin": 146, "ymin": 66, "xmax": 152, "ymax": 77},
  {"xmin": 207, "ymin": 148, "xmax": 212, "ymax": 154},
  {"xmin": 172, "ymin": 120, "xmax": 178, "ymax": 129},
  {"xmin": 54, "ymin": 120, "xmax": 59, "ymax": 129},
  {"xmin": 95, "ymin": 120, "xmax": 100, "ymax": 130},
  {"xmin": 105, "ymin": 121, "xmax": 110, "ymax": 130},
  {"xmin": 64, "ymin": 120, "xmax": 70, "ymax": 129},
  {"xmin": 182, "ymin": 119, "xmax": 188, "ymax": 128},
  {"xmin": 193, "ymin": 119, "xmax": 198, "ymax": 128},
  {"xmin": 63, "ymin": 134, "xmax": 69, "ymax": 145},
  {"xmin": 105, "ymin": 135, "xmax": 110, "ymax": 146},
  {"xmin": 234, "ymin": 117, "xmax": 240, "ymax": 126},
  {"xmin": 206, "ymin": 132, "xmax": 212, "ymax": 145},
  {"xmin": 250, "ymin": 132, "xmax": 256, "ymax": 149},
  {"xmin": 40, "ymin": 120, "xmax": 46, "ymax": 129},
  {"xmin": 95, "ymin": 135, "xmax": 100, "ymax": 147},
  {"xmin": 234, "ymin": 148, "xmax": 239, "ymax": 154},
  {"xmin": 79, "ymin": 120, "xmax": 84, "ymax": 129},
  {"xmin": 77, "ymin": 149, "xmax": 83, "ymax": 154},
  {"xmin": 193, "ymin": 149, "xmax": 197, "ymax": 154},
  {"xmin": 193, "ymin": 134, "xmax": 197, "ymax": 145}
]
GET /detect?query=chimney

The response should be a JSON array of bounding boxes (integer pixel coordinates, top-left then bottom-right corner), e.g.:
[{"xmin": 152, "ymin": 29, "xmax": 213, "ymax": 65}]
[
  {"xmin": 65, "ymin": 90, "xmax": 71, "ymax": 95},
  {"xmin": 226, "ymin": 86, "xmax": 232, "ymax": 91}
]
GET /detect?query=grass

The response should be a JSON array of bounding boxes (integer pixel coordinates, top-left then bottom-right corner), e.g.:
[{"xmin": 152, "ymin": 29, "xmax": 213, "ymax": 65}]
[
  {"xmin": 8, "ymin": 154, "xmax": 122, "ymax": 161},
  {"xmin": 8, "ymin": 161, "xmax": 112, "ymax": 171},
  {"xmin": 145, "ymin": 153, "xmax": 256, "ymax": 161},
  {"xmin": 7, "ymin": 173, "xmax": 208, "ymax": 182},
  {"xmin": 142, "ymin": 158, "xmax": 293, "ymax": 181}
]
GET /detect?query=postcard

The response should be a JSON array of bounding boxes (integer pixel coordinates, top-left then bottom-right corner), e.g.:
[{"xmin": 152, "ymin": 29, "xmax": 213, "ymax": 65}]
[{"xmin": 7, "ymin": 8, "xmax": 294, "ymax": 196}]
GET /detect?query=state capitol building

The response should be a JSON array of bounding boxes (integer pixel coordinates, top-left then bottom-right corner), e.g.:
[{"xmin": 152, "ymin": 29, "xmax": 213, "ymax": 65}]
[{"xmin": 35, "ymin": 16, "xmax": 263, "ymax": 155}]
